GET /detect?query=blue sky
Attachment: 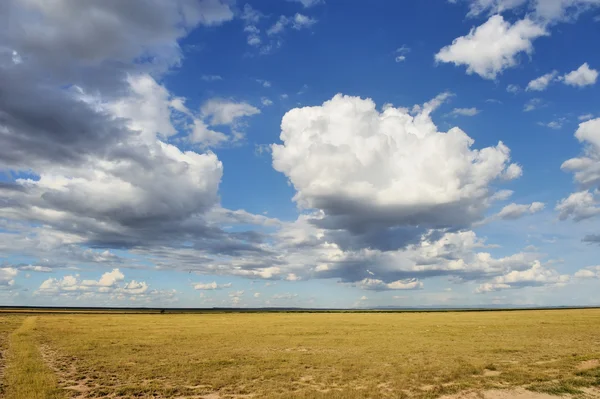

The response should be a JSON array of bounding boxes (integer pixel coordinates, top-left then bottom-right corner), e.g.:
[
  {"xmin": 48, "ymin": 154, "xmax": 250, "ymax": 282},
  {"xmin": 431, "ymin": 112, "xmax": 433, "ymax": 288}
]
[{"xmin": 0, "ymin": 0, "xmax": 599, "ymax": 308}]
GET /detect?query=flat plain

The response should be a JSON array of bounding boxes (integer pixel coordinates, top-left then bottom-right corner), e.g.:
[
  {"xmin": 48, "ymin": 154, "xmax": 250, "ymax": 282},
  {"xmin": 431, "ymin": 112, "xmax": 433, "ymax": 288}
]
[{"xmin": 0, "ymin": 309, "xmax": 599, "ymax": 399}]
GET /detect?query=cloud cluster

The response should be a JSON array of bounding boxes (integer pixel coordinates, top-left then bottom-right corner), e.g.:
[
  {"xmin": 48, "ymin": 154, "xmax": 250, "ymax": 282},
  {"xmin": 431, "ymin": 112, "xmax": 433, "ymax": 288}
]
[
  {"xmin": 442, "ymin": 1, "xmax": 600, "ymax": 80},
  {"xmin": 267, "ymin": 14, "xmax": 317, "ymax": 35},
  {"xmin": 525, "ymin": 64, "xmax": 597, "ymax": 92},
  {"xmin": 558, "ymin": 118, "xmax": 600, "ymax": 222},
  {"xmin": 0, "ymin": 0, "xmax": 276, "ymax": 288},
  {"xmin": 0, "ymin": 0, "xmax": 587, "ymax": 304},
  {"xmin": 36, "ymin": 269, "xmax": 173, "ymax": 303},
  {"xmin": 475, "ymin": 261, "xmax": 569, "ymax": 293},
  {"xmin": 241, "ymin": 4, "xmax": 317, "ymax": 54},
  {"xmin": 461, "ymin": 0, "xmax": 600, "ymax": 23}
]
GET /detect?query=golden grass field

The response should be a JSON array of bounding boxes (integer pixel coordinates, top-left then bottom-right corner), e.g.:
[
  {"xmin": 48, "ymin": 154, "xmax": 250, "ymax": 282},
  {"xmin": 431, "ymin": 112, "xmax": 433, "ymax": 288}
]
[{"xmin": 0, "ymin": 309, "xmax": 599, "ymax": 399}]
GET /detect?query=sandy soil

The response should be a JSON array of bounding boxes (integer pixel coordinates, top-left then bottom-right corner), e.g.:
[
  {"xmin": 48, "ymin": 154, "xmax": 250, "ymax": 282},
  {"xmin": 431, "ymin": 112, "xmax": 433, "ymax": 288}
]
[{"xmin": 440, "ymin": 387, "xmax": 600, "ymax": 399}]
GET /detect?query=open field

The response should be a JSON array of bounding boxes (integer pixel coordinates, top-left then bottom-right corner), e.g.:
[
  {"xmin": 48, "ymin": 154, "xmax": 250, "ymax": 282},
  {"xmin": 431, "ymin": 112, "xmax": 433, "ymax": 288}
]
[{"xmin": 0, "ymin": 309, "xmax": 599, "ymax": 398}]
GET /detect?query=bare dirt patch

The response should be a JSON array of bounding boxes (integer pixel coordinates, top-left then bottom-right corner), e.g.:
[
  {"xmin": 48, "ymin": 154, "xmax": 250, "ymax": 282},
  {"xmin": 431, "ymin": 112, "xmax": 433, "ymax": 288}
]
[
  {"xmin": 440, "ymin": 387, "xmax": 600, "ymax": 398},
  {"xmin": 483, "ymin": 369, "xmax": 501, "ymax": 377},
  {"xmin": 578, "ymin": 359, "xmax": 600, "ymax": 371},
  {"xmin": 39, "ymin": 344, "xmax": 94, "ymax": 399}
]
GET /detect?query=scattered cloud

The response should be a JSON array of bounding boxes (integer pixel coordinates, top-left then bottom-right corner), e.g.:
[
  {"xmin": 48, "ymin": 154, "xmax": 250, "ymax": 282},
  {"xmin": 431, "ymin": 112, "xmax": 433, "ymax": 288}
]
[
  {"xmin": 256, "ymin": 79, "xmax": 272, "ymax": 87},
  {"xmin": 201, "ymin": 99, "xmax": 261, "ymax": 125},
  {"xmin": 267, "ymin": 16, "xmax": 289, "ymax": 35},
  {"xmin": 435, "ymin": 15, "xmax": 547, "ymax": 79},
  {"xmin": 556, "ymin": 191, "xmax": 600, "ymax": 221},
  {"xmin": 538, "ymin": 117, "xmax": 567, "ymax": 129},
  {"xmin": 201, "ymin": 75, "xmax": 223, "ymax": 82},
  {"xmin": 241, "ymin": 4, "xmax": 264, "ymax": 47},
  {"xmin": 496, "ymin": 202, "xmax": 545, "ymax": 220},
  {"xmin": 357, "ymin": 278, "xmax": 423, "ymax": 291},
  {"xmin": 395, "ymin": 45, "xmax": 411, "ymax": 62},
  {"xmin": 288, "ymin": 0, "xmax": 324, "ymax": 7},
  {"xmin": 261, "ymin": 97, "xmax": 274, "ymax": 106},
  {"xmin": 292, "ymin": 13, "xmax": 318, "ymax": 29},
  {"xmin": 297, "ymin": 84, "xmax": 309, "ymax": 95},
  {"xmin": 446, "ymin": 107, "xmax": 481, "ymax": 117},
  {"xmin": 464, "ymin": 0, "xmax": 528, "ymax": 17},
  {"xmin": 272, "ymin": 293, "xmax": 298, "ymax": 300},
  {"xmin": 20, "ymin": 265, "xmax": 53, "ymax": 273},
  {"xmin": 268, "ymin": 13, "xmax": 317, "ymax": 36},
  {"xmin": 507, "ymin": 84, "xmax": 521, "ymax": 93},
  {"xmin": 526, "ymin": 70, "xmax": 558, "ymax": 91},
  {"xmin": 478, "ymin": 201, "xmax": 544, "ymax": 225},
  {"xmin": 579, "ymin": 114, "xmax": 594, "ymax": 121},
  {"xmin": 524, "ymin": 98, "xmax": 545, "ymax": 112},
  {"xmin": 561, "ymin": 63, "xmax": 598, "ymax": 87},
  {"xmin": 193, "ymin": 282, "xmax": 233, "ymax": 290}
]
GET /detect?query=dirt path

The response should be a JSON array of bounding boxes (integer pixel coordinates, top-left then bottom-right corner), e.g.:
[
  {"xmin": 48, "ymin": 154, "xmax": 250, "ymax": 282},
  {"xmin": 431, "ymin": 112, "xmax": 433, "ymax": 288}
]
[{"xmin": 3, "ymin": 317, "xmax": 62, "ymax": 399}]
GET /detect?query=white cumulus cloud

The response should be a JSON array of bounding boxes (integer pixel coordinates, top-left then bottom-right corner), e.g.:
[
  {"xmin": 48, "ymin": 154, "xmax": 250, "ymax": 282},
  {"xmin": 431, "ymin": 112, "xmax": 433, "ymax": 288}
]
[
  {"xmin": 435, "ymin": 15, "xmax": 547, "ymax": 79},
  {"xmin": 561, "ymin": 63, "xmax": 598, "ymax": 87},
  {"xmin": 526, "ymin": 70, "xmax": 558, "ymax": 91},
  {"xmin": 271, "ymin": 93, "xmax": 523, "ymax": 251}
]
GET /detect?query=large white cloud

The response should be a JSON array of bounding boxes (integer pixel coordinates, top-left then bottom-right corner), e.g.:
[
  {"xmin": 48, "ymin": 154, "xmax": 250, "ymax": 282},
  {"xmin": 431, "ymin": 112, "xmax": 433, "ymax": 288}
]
[
  {"xmin": 272, "ymin": 93, "xmax": 522, "ymax": 251},
  {"xmin": 435, "ymin": 15, "xmax": 547, "ymax": 79}
]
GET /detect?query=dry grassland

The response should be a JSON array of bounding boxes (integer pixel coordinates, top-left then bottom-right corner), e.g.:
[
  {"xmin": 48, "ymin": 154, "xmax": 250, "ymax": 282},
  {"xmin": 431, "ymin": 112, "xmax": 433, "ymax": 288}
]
[{"xmin": 1, "ymin": 309, "xmax": 599, "ymax": 398}]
